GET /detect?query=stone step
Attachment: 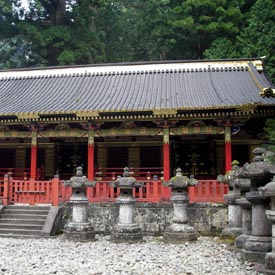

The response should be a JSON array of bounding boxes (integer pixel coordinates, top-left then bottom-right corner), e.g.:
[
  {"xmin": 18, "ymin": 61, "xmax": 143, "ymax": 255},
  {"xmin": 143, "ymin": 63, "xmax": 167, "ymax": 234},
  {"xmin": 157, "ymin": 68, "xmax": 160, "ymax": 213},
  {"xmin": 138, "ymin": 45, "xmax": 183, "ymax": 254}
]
[
  {"xmin": 0, "ymin": 205, "xmax": 54, "ymax": 238},
  {"xmin": 0, "ymin": 219, "xmax": 45, "ymax": 225},
  {"xmin": 4, "ymin": 205, "xmax": 51, "ymax": 211},
  {"xmin": 3, "ymin": 209, "xmax": 49, "ymax": 215},
  {"xmin": 0, "ymin": 228, "xmax": 42, "ymax": 236},
  {"xmin": 0, "ymin": 214, "xmax": 48, "ymax": 220},
  {"xmin": 0, "ymin": 223, "xmax": 43, "ymax": 230}
]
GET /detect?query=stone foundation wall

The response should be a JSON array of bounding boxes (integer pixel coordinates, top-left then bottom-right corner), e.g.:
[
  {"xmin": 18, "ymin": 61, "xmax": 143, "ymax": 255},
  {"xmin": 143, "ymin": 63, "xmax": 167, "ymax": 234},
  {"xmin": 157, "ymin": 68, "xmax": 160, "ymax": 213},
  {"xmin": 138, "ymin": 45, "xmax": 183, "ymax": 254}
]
[{"xmin": 61, "ymin": 202, "xmax": 227, "ymax": 236}]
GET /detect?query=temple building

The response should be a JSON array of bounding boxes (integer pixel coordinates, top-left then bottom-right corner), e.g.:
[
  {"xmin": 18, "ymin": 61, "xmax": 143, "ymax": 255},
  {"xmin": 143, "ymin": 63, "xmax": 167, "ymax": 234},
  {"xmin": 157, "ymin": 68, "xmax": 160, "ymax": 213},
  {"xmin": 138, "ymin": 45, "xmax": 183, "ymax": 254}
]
[{"xmin": 0, "ymin": 58, "xmax": 274, "ymax": 181}]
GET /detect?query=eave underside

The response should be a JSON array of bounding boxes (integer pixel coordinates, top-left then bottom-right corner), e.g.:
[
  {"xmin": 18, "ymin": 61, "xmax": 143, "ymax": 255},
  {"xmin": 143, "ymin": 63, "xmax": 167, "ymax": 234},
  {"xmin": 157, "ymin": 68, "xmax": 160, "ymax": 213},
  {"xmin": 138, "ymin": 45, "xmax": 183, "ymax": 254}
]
[{"xmin": 0, "ymin": 106, "xmax": 274, "ymax": 125}]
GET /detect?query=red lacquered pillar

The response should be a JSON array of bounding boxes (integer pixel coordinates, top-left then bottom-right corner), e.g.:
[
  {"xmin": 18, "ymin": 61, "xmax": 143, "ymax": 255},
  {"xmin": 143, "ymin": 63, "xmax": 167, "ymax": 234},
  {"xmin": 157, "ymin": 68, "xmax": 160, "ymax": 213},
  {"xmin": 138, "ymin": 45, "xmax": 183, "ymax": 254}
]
[
  {"xmin": 30, "ymin": 130, "xmax": 37, "ymax": 180},
  {"xmin": 163, "ymin": 128, "xmax": 170, "ymax": 181},
  {"xmin": 52, "ymin": 175, "xmax": 60, "ymax": 206},
  {"xmin": 3, "ymin": 174, "xmax": 9, "ymax": 205},
  {"xmin": 87, "ymin": 128, "xmax": 95, "ymax": 202},
  {"xmin": 225, "ymin": 125, "xmax": 232, "ymax": 173},
  {"xmin": 87, "ymin": 128, "xmax": 95, "ymax": 181}
]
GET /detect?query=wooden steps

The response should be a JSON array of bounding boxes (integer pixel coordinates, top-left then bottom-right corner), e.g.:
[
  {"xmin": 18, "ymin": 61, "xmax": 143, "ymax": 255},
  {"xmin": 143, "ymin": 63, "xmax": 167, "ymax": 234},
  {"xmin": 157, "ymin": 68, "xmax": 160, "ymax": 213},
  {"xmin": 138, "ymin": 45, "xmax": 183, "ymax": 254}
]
[{"xmin": 0, "ymin": 205, "xmax": 50, "ymax": 238}]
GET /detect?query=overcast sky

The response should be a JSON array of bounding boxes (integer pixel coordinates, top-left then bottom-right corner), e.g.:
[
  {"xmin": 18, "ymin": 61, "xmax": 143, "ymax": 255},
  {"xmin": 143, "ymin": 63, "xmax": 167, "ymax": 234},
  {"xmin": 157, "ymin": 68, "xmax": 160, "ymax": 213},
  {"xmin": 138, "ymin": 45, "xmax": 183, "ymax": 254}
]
[{"xmin": 20, "ymin": 0, "xmax": 29, "ymax": 9}]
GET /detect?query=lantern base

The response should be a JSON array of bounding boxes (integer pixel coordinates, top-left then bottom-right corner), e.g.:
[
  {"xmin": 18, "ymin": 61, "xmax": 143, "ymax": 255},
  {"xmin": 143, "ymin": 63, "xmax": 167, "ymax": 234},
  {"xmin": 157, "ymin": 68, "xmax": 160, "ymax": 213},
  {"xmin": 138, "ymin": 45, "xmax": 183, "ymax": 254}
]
[
  {"xmin": 111, "ymin": 223, "xmax": 143, "ymax": 243},
  {"xmin": 264, "ymin": 252, "xmax": 275, "ymax": 275},
  {"xmin": 235, "ymin": 234, "xmax": 249, "ymax": 249},
  {"xmin": 63, "ymin": 222, "xmax": 95, "ymax": 242},
  {"xmin": 164, "ymin": 223, "xmax": 197, "ymax": 242},
  {"xmin": 220, "ymin": 227, "xmax": 242, "ymax": 241},
  {"xmin": 242, "ymin": 236, "xmax": 272, "ymax": 263}
]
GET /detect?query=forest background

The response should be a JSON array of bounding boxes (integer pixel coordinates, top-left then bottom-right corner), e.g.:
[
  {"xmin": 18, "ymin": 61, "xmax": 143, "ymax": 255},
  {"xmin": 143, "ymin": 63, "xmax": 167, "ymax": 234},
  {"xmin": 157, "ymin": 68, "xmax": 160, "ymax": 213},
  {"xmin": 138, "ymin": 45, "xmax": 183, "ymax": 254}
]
[{"xmin": 0, "ymin": 0, "xmax": 275, "ymax": 82}]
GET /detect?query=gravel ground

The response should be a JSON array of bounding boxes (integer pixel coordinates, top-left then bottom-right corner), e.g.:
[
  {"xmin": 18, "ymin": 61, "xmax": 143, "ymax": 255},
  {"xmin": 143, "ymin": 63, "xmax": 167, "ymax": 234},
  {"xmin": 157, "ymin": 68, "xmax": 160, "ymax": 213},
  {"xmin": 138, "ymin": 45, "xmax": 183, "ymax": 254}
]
[{"xmin": 0, "ymin": 235, "xmax": 264, "ymax": 275}]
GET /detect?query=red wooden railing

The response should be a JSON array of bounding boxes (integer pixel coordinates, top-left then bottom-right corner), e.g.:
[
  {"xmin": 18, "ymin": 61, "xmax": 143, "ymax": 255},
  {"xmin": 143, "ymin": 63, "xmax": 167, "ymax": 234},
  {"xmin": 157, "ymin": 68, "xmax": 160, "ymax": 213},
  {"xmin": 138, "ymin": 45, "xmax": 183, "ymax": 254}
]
[
  {"xmin": 95, "ymin": 167, "xmax": 163, "ymax": 180},
  {"xmin": 57, "ymin": 180, "xmax": 170, "ymax": 203},
  {"xmin": 0, "ymin": 167, "xmax": 45, "ymax": 180},
  {"xmin": 0, "ymin": 177, "xmax": 228, "ymax": 206},
  {"xmin": 87, "ymin": 180, "xmax": 171, "ymax": 203},
  {"xmin": 0, "ymin": 176, "xmax": 59, "ymax": 206},
  {"xmin": 189, "ymin": 180, "xmax": 229, "ymax": 203},
  {"xmin": 0, "ymin": 168, "xmax": 30, "ymax": 180}
]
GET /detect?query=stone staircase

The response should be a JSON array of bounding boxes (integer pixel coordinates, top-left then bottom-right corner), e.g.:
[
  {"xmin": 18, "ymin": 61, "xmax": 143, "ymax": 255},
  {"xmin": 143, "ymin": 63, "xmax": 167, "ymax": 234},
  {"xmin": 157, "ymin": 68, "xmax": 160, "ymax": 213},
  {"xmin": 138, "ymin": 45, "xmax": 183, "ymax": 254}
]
[{"xmin": 0, "ymin": 205, "xmax": 51, "ymax": 238}]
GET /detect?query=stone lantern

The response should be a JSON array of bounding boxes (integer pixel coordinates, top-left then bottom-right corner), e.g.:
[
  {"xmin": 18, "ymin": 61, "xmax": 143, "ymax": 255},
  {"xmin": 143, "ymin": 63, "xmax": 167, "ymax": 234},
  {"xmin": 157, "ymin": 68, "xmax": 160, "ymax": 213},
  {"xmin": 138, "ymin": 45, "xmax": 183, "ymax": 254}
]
[
  {"xmin": 234, "ymin": 197, "xmax": 252, "ymax": 248},
  {"xmin": 63, "ymin": 166, "xmax": 96, "ymax": 241},
  {"xmin": 218, "ymin": 162, "xmax": 243, "ymax": 240},
  {"xmin": 163, "ymin": 167, "xmax": 198, "ymax": 242},
  {"xmin": 241, "ymin": 147, "xmax": 275, "ymax": 263},
  {"xmin": 232, "ymin": 163, "xmax": 252, "ymax": 248},
  {"xmin": 110, "ymin": 167, "xmax": 143, "ymax": 243},
  {"xmin": 259, "ymin": 176, "xmax": 275, "ymax": 274}
]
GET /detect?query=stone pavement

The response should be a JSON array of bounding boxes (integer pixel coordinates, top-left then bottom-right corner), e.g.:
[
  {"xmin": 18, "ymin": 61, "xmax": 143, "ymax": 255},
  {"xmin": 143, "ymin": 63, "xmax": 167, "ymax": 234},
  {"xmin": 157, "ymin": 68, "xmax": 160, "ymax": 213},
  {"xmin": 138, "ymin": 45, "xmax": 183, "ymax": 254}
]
[{"xmin": 0, "ymin": 235, "xmax": 264, "ymax": 275}]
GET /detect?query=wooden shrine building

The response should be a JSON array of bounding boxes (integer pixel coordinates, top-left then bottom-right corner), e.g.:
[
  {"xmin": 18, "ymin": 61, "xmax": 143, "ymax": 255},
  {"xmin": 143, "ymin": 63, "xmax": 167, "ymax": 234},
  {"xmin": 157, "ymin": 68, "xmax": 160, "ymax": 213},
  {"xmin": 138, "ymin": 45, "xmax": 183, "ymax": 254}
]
[{"xmin": 0, "ymin": 58, "xmax": 275, "ymax": 182}]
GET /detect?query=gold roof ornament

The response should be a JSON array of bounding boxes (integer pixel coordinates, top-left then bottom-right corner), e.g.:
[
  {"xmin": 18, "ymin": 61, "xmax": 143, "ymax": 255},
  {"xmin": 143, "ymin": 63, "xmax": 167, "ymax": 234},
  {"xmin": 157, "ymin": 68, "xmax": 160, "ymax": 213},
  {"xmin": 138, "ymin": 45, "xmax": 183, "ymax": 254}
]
[
  {"xmin": 75, "ymin": 111, "xmax": 99, "ymax": 117},
  {"xmin": 260, "ymin": 87, "xmax": 275, "ymax": 98},
  {"xmin": 153, "ymin": 109, "xmax": 177, "ymax": 116},
  {"xmin": 17, "ymin": 113, "xmax": 39, "ymax": 120}
]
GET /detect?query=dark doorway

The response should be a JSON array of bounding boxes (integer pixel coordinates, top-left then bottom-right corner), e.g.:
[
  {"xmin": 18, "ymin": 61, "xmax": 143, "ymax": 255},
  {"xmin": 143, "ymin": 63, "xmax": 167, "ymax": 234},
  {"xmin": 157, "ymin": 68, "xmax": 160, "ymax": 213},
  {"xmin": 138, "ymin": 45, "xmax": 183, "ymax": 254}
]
[
  {"xmin": 0, "ymin": 148, "xmax": 15, "ymax": 168},
  {"xmin": 177, "ymin": 140, "xmax": 215, "ymax": 178},
  {"xmin": 232, "ymin": 145, "xmax": 249, "ymax": 166},
  {"xmin": 107, "ymin": 147, "xmax": 128, "ymax": 168},
  {"xmin": 140, "ymin": 146, "xmax": 161, "ymax": 167},
  {"xmin": 57, "ymin": 141, "xmax": 87, "ymax": 178}
]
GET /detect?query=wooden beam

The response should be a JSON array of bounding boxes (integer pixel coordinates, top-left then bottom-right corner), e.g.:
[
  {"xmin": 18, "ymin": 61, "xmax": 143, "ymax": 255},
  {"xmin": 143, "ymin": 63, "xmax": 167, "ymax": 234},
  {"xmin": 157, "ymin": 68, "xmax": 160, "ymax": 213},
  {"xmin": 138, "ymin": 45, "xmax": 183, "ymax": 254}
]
[
  {"xmin": 0, "ymin": 131, "xmax": 30, "ymax": 138},
  {"xmin": 0, "ymin": 143, "xmax": 54, "ymax": 148},
  {"xmin": 0, "ymin": 125, "xmax": 224, "ymax": 140},
  {"xmin": 38, "ymin": 129, "xmax": 87, "ymax": 138},
  {"xmin": 95, "ymin": 127, "xmax": 161, "ymax": 137},
  {"xmin": 171, "ymin": 125, "xmax": 223, "ymax": 135}
]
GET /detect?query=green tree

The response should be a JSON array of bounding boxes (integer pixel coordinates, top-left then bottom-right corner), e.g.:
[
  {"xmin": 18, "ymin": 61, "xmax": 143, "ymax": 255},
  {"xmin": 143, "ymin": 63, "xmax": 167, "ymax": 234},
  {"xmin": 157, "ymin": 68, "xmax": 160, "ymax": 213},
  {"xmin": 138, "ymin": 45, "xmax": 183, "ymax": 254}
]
[
  {"xmin": 128, "ymin": 0, "xmax": 172, "ymax": 61},
  {"xmin": 264, "ymin": 119, "xmax": 275, "ymax": 164},
  {"xmin": 65, "ymin": 0, "xmax": 105, "ymax": 64},
  {"xmin": 204, "ymin": 38, "xmax": 240, "ymax": 59},
  {"xmin": 17, "ymin": 0, "xmax": 70, "ymax": 65},
  {"xmin": 97, "ymin": 0, "xmax": 136, "ymax": 62},
  {"xmin": 237, "ymin": 0, "xmax": 275, "ymax": 82},
  {"xmin": 97, "ymin": 0, "xmax": 172, "ymax": 62},
  {"xmin": 0, "ymin": 0, "xmax": 274, "ymax": 71},
  {"xmin": 0, "ymin": 0, "xmax": 105, "ymax": 67},
  {"xmin": 166, "ymin": 0, "xmax": 244, "ymax": 59},
  {"xmin": 0, "ymin": 0, "xmax": 24, "ymax": 68}
]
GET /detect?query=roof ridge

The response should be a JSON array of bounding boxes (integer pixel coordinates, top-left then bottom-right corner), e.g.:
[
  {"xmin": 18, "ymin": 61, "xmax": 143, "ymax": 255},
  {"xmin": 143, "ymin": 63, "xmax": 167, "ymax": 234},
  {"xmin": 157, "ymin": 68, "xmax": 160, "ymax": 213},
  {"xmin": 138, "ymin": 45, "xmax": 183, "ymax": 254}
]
[{"xmin": 0, "ymin": 63, "xmax": 252, "ymax": 80}]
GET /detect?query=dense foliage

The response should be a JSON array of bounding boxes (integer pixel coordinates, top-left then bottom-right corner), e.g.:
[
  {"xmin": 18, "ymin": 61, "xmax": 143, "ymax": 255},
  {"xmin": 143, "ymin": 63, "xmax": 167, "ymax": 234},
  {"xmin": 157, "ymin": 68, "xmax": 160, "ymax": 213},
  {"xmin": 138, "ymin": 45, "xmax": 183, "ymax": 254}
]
[
  {"xmin": 0, "ymin": 0, "xmax": 274, "ymax": 81},
  {"xmin": 264, "ymin": 119, "xmax": 275, "ymax": 164}
]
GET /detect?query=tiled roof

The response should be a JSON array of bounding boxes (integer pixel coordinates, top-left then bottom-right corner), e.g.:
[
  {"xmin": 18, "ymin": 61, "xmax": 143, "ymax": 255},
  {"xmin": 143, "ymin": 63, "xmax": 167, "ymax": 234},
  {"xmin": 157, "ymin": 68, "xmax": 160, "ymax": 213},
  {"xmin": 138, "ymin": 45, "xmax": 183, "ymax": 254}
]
[{"xmin": 0, "ymin": 58, "xmax": 274, "ymax": 117}]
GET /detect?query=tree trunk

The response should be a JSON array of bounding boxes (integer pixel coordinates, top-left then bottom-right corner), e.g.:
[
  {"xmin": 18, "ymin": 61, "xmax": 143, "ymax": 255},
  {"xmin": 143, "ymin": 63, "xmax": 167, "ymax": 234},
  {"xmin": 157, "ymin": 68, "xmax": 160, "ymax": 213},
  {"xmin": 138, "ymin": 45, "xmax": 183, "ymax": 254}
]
[
  {"xmin": 88, "ymin": 4, "xmax": 97, "ymax": 33},
  {"xmin": 40, "ymin": 0, "xmax": 66, "ymax": 25}
]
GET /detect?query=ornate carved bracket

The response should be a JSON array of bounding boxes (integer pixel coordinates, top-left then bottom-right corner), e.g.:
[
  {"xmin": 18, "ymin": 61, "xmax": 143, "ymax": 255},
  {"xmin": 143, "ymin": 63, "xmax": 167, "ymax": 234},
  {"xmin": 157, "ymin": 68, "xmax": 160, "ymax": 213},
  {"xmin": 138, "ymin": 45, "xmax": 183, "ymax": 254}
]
[
  {"xmin": 54, "ymin": 123, "xmax": 71, "ymax": 131},
  {"xmin": 154, "ymin": 120, "xmax": 177, "ymax": 128},
  {"xmin": 80, "ymin": 122, "xmax": 101, "ymax": 130}
]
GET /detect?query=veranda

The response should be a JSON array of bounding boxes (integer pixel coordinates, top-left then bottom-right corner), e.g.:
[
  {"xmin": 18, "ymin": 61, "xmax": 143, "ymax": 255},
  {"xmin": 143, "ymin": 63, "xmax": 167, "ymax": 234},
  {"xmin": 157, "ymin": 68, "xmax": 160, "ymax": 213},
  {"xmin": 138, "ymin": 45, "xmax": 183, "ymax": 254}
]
[{"xmin": 0, "ymin": 172, "xmax": 228, "ymax": 206}]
